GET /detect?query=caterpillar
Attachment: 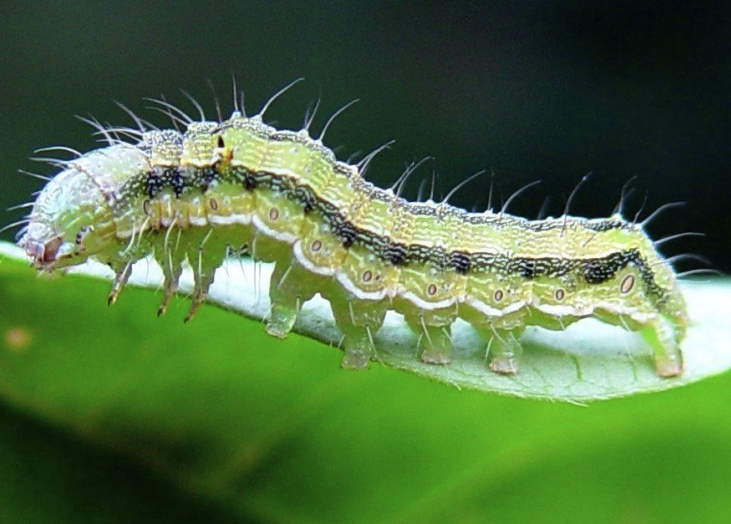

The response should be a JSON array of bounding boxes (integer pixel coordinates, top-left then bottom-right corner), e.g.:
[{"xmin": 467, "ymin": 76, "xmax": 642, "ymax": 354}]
[{"xmin": 16, "ymin": 81, "xmax": 687, "ymax": 378}]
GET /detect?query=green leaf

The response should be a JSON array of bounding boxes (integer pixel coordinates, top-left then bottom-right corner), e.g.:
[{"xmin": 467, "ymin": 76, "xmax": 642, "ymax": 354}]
[
  {"xmin": 2, "ymin": 242, "xmax": 728, "ymax": 402},
  {"xmin": 2, "ymin": 240, "xmax": 731, "ymax": 523}
]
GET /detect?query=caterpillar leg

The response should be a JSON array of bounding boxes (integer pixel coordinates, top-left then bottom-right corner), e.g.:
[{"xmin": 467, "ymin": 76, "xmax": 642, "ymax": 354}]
[
  {"xmin": 266, "ymin": 256, "xmax": 320, "ymax": 338},
  {"xmin": 152, "ymin": 224, "xmax": 191, "ymax": 316},
  {"xmin": 184, "ymin": 233, "xmax": 226, "ymax": 323},
  {"xmin": 405, "ymin": 308, "xmax": 456, "ymax": 365},
  {"xmin": 485, "ymin": 327, "xmax": 525, "ymax": 375},
  {"xmin": 640, "ymin": 318, "xmax": 683, "ymax": 377},
  {"xmin": 328, "ymin": 293, "xmax": 388, "ymax": 369},
  {"xmin": 154, "ymin": 247, "xmax": 184, "ymax": 316},
  {"xmin": 107, "ymin": 260, "xmax": 133, "ymax": 306}
]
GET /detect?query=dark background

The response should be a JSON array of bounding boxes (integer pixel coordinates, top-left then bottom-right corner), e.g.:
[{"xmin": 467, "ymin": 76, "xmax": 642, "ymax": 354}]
[{"xmin": 1, "ymin": 0, "xmax": 728, "ymax": 272}]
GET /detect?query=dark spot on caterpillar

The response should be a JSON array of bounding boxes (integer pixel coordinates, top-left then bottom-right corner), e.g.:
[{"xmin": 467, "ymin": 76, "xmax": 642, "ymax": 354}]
[
  {"xmin": 145, "ymin": 169, "xmax": 166, "ymax": 198},
  {"xmin": 142, "ymin": 199, "xmax": 152, "ymax": 216},
  {"xmin": 208, "ymin": 197, "xmax": 218, "ymax": 211},
  {"xmin": 450, "ymin": 251, "xmax": 471, "ymax": 274},
  {"xmin": 620, "ymin": 274, "xmax": 635, "ymax": 294},
  {"xmin": 494, "ymin": 289, "xmax": 504, "ymax": 302},
  {"xmin": 383, "ymin": 242, "xmax": 408, "ymax": 266},
  {"xmin": 362, "ymin": 270, "xmax": 373, "ymax": 283},
  {"xmin": 427, "ymin": 283, "xmax": 438, "ymax": 296},
  {"xmin": 243, "ymin": 173, "xmax": 257, "ymax": 191},
  {"xmin": 518, "ymin": 259, "xmax": 537, "ymax": 279},
  {"xmin": 268, "ymin": 207, "xmax": 280, "ymax": 221},
  {"xmin": 333, "ymin": 221, "xmax": 357, "ymax": 248},
  {"xmin": 311, "ymin": 239, "xmax": 322, "ymax": 252},
  {"xmin": 196, "ymin": 167, "xmax": 218, "ymax": 193},
  {"xmin": 555, "ymin": 288, "xmax": 565, "ymax": 301},
  {"xmin": 217, "ymin": 135, "xmax": 225, "ymax": 148},
  {"xmin": 145, "ymin": 167, "xmax": 186, "ymax": 198},
  {"xmin": 582, "ymin": 252, "xmax": 630, "ymax": 284},
  {"xmin": 170, "ymin": 169, "xmax": 185, "ymax": 197},
  {"xmin": 505, "ymin": 257, "xmax": 574, "ymax": 281}
]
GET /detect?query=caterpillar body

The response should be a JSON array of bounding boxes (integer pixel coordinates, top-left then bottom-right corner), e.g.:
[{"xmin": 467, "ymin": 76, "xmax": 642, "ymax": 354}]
[{"xmin": 18, "ymin": 85, "xmax": 687, "ymax": 378}]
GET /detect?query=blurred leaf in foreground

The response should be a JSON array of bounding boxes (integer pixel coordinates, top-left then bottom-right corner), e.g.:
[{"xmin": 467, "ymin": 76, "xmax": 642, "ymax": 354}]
[{"xmin": 2, "ymin": 240, "xmax": 731, "ymax": 523}]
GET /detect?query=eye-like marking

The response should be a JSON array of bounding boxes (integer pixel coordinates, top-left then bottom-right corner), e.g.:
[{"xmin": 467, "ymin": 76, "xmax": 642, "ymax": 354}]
[
  {"xmin": 494, "ymin": 289, "xmax": 504, "ymax": 302},
  {"xmin": 620, "ymin": 274, "xmax": 635, "ymax": 294},
  {"xmin": 311, "ymin": 240, "xmax": 322, "ymax": 252},
  {"xmin": 362, "ymin": 270, "xmax": 373, "ymax": 283},
  {"xmin": 208, "ymin": 197, "xmax": 218, "ymax": 211},
  {"xmin": 554, "ymin": 288, "xmax": 565, "ymax": 301},
  {"xmin": 268, "ymin": 207, "xmax": 280, "ymax": 221}
]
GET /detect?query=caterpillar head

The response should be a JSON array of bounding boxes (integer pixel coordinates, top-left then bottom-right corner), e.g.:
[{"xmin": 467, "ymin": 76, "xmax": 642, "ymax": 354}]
[
  {"xmin": 19, "ymin": 144, "xmax": 149, "ymax": 271},
  {"xmin": 20, "ymin": 167, "xmax": 109, "ymax": 271}
]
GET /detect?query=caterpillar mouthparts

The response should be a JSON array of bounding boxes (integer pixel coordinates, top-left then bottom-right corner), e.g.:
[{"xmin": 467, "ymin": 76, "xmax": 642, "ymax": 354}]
[{"xmin": 17, "ymin": 83, "xmax": 688, "ymax": 378}]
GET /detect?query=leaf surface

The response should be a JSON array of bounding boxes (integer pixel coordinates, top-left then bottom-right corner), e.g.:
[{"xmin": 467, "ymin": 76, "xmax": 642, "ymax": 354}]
[{"xmin": 2, "ymin": 241, "xmax": 731, "ymax": 523}]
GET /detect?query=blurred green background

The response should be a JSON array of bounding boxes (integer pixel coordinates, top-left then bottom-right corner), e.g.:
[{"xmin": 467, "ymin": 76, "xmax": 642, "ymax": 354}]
[{"xmin": 1, "ymin": 1, "xmax": 730, "ymax": 522}]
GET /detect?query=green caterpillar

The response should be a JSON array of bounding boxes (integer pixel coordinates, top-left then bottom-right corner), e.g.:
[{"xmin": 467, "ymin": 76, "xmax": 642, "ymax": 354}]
[{"xmin": 18, "ymin": 83, "xmax": 687, "ymax": 377}]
